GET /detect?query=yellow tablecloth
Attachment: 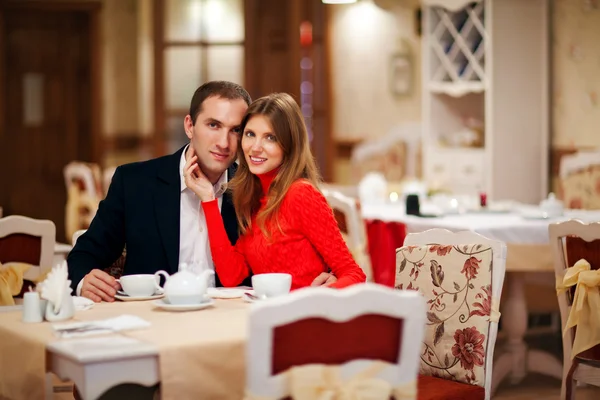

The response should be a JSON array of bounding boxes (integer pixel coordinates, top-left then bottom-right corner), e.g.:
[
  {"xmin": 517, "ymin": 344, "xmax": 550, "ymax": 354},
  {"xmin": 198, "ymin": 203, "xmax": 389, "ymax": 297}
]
[{"xmin": 0, "ymin": 299, "xmax": 251, "ymax": 400}]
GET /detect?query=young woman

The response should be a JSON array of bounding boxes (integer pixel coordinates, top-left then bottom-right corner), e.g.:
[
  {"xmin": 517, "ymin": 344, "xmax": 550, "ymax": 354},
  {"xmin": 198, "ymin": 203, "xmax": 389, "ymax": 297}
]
[{"xmin": 183, "ymin": 93, "xmax": 366, "ymax": 289}]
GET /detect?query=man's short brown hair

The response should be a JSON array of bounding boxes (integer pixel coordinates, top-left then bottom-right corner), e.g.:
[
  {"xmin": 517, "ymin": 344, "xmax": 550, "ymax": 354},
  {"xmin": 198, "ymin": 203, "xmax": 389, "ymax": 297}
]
[{"xmin": 189, "ymin": 81, "xmax": 251, "ymax": 124}]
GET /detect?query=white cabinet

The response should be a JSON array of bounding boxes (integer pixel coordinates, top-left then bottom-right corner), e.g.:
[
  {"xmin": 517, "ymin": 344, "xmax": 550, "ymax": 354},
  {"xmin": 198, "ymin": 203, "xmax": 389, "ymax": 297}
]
[{"xmin": 421, "ymin": 0, "xmax": 549, "ymax": 203}]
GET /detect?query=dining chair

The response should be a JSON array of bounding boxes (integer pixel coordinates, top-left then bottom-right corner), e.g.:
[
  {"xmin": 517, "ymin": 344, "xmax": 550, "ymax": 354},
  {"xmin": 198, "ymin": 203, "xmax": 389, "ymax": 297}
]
[
  {"xmin": 63, "ymin": 161, "xmax": 103, "ymax": 241},
  {"xmin": 0, "ymin": 215, "xmax": 56, "ymax": 300},
  {"xmin": 322, "ymin": 188, "xmax": 372, "ymax": 281},
  {"xmin": 559, "ymin": 149, "xmax": 600, "ymax": 210},
  {"xmin": 549, "ymin": 220, "xmax": 600, "ymax": 400},
  {"xmin": 351, "ymin": 122, "xmax": 422, "ymax": 184},
  {"xmin": 245, "ymin": 283, "xmax": 426, "ymax": 399},
  {"xmin": 396, "ymin": 228, "xmax": 507, "ymax": 400}
]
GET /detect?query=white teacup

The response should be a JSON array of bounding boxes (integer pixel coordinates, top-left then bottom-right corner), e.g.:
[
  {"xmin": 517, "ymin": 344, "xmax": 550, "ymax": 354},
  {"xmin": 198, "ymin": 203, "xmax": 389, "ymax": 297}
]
[
  {"xmin": 252, "ymin": 273, "xmax": 292, "ymax": 299},
  {"xmin": 117, "ymin": 274, "xmax": 160, "ymax": 297}
]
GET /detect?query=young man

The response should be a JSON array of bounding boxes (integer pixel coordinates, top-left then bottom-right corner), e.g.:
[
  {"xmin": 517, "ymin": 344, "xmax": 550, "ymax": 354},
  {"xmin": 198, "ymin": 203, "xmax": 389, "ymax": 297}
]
[{"xmin": 68, "ymin": 81, "xmax": 335, "ymax": 302}]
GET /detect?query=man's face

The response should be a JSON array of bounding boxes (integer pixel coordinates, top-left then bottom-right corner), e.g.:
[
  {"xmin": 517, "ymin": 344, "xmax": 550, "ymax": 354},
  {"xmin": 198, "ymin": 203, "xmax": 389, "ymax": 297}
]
[{"xmin": 184, "ymin": 96, "xmax": 248, "ymax": 183}]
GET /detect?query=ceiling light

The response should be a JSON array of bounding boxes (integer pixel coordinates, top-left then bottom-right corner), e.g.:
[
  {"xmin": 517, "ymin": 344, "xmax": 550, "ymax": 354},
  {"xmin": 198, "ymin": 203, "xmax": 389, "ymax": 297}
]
[{"xmin": 322, "ymin": 0, "xmax": 358, "ymax": 4}]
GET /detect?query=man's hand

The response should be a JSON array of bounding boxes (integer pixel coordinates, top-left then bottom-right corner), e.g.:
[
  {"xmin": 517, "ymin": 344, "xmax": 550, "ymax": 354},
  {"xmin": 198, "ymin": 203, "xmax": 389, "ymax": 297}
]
[
  {"xmin": 81, "ymin": 269, "xmax": 119, "ymax": 303},
  {"xmin": 183, "ymin": 147, "xmax": 215, "ymax": 202},
  {"xmin": 311, "ymin": 272, "xmax": 337, "ymax": 287}
]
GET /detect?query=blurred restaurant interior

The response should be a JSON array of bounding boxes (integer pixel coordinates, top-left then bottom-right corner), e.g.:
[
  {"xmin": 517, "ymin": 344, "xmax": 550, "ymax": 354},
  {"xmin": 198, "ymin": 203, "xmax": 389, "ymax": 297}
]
[{"xmin": 1, "ymin": 0, "xmax": 600, "ymax": 399}]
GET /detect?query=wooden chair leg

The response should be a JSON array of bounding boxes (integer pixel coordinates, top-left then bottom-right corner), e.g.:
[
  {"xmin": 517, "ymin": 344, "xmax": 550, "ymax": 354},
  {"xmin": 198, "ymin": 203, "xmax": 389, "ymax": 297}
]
[{"xmin": 565, "ymin": 358, "xmax": 579, "ymax": 400}]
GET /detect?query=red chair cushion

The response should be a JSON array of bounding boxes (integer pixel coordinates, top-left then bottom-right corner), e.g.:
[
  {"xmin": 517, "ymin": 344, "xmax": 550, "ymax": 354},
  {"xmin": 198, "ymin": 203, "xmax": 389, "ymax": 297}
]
[{"xmin": 417, "ymin": 375, "xmax": 484, "ymax": 400}]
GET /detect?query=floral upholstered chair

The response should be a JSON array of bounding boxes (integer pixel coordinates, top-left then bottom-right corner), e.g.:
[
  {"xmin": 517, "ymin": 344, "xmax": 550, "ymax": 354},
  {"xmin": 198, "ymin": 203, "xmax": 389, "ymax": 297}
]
[
  {"xmin": 559, "ymin": 150, "xmax": 600, "ymax": 210},
  {"xmin": 395, "ymin": 229, "xmax": 507, "ymax": 400}
]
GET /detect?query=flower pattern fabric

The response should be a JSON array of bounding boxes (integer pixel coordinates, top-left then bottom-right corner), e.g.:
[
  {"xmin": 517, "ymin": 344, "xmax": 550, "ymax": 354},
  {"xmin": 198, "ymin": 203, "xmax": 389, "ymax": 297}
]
[
  {"xmin": 395, "ymin": 244, "xmax": 494, "ymax": 387},
  {"xmin": 561, "ymin": 164, "xmax": 600, "ymax": 210}
]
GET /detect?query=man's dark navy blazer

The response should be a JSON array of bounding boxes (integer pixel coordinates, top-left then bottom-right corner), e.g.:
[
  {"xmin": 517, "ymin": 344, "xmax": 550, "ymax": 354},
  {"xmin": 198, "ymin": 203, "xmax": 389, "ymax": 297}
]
[{"xmin": 67, "ymin": 146, "xmax": 246, "ymax": 291}]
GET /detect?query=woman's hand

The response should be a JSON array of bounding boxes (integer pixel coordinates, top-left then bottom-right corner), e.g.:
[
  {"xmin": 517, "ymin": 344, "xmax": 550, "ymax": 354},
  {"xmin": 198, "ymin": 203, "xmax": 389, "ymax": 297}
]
[{"xmin": 184, "ymin": 147, "xmax": 215, "ymax": 202}]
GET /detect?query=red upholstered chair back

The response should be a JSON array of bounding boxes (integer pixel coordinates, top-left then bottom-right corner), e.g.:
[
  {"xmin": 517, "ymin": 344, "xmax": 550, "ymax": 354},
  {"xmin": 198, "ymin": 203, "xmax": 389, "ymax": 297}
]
[
  {"xmin": 0, "ymin": 215, "xmax": 56, "ymax": 293},
  {"xmin": 246, "ymin": 284, "xmax": 426, "ymax": 399}
]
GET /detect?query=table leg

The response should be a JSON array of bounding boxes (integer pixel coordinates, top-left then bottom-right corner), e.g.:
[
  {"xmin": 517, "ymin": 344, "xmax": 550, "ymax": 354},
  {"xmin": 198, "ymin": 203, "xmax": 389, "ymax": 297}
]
[{"xmin": 492, "ymin": 272, "xmax": 563, "ymax": 394}]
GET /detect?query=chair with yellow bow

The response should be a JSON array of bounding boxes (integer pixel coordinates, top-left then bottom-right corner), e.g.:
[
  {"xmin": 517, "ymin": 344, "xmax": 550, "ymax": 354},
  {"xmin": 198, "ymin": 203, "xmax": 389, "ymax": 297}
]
[
  {"xmin": 549, "ymin": 220, "xmax": 600, "ymax": 399},
  {"xmin": 396, "ymin": 229, "xmax": 507, "ymax": 400},
  {"xmin": 0, "ymin": 215, "xmax": 56, "ymax": 306},
  {"xmin": 63, "ymin": 161, "xmax": 103, "ymax": 242},
  {"xmin": 322, "ymin": 189, "xmax": 373, "ymax": 281},
  {"xmin": 245, "ymin": 283, "xmax": 426, "ymax": 400}
]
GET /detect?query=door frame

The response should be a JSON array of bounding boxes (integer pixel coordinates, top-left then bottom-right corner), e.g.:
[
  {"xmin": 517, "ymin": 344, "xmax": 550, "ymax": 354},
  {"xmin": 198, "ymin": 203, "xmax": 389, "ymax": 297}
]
[{"xmin": 0, "ymin": 0, "xmax": 103, "ymax": 163}]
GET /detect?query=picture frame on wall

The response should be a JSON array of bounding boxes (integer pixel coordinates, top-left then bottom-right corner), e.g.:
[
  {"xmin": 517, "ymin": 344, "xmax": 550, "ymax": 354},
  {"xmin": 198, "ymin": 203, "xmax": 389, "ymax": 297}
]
[{"xmin": 390, "ymin": 52, "xmax": 413, "ymax": 97}]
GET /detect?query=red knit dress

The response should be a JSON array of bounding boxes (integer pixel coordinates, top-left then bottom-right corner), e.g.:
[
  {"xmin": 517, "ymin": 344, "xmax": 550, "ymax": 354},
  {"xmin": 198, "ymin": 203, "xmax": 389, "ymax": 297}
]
[{"xmin": 201, "ymin": 169, "xmax": 366, "ymax": 289}]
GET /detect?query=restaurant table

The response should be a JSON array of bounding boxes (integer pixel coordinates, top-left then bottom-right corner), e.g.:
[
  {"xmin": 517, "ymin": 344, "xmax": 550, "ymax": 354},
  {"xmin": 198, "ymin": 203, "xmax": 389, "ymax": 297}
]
[
  {"xmin": 1, "ymin": 296, "xmax": 493, "ymax": 400},
  {"xmin": 0, "ymin": 299, "xmax": 249, "ymax": 400},
  {"xmin": 361, "ymin": 204, "xmax": 600, "ymax": 393}
]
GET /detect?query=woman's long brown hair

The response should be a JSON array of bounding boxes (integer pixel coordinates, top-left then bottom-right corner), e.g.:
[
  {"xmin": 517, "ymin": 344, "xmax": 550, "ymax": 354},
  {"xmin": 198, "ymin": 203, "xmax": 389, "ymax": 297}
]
[{"xmin": 230, "ymin": 93, "xmax": 321, "ymax": 237}]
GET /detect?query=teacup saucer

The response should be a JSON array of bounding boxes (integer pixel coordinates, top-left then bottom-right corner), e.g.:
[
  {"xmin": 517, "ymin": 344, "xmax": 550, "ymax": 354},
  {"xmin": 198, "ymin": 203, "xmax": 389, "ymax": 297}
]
[
  {"xmin": 152, "ymin": 298, "xmax": 215, "ymax": 312},
  {"xmin": 208, "ymin": 287, "xmax": 253, "ymax": 299},
  {"xmin": 115, "ymin": 289, "xmax": 164, "ymax": 302}
]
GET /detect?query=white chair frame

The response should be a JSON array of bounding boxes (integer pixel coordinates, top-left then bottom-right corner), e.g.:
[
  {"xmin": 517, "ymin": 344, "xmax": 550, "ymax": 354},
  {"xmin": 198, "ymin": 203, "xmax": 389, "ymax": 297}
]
[
  {"xmin": 246, "ymin": 283, "xmax": 426, "ymax": 399},
  {"xmin": 322, "ymin": 189, "xmax": 372, "ymax": 280},
  {"xmin": 0, "ymin": 215, "xmax": 56, "ymax": 282},
  {"xmin": 549, "ymin": 219, "xmax": 600, "ymax": 400},
  {"xmin": 402, "ymin": 228, "xmax": 507, "ymax": 400}
]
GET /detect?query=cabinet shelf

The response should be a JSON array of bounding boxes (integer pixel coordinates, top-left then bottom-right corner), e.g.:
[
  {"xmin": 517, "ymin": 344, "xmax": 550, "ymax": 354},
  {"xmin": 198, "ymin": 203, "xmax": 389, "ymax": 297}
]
[{"xmin": 428, "ymin": 81, "xmax": 485, "ymax": 97}]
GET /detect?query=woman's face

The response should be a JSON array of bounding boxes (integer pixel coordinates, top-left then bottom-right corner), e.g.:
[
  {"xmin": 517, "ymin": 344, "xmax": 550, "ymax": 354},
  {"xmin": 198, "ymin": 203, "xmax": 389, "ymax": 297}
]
[{"xmin": 241, "ymin": 115, "xmax": 284, "ymax": 176}]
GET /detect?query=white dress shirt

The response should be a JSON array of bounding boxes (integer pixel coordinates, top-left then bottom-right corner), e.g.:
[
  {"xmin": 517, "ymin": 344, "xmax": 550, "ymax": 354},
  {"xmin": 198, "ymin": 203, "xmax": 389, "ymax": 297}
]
[
  {"xmin": 77, "ymin": 145, "xmax": 228, "ymax": 295},
  {"xmin": 178, "ymin": 145, "xmax": 228, "ymax": 287}
]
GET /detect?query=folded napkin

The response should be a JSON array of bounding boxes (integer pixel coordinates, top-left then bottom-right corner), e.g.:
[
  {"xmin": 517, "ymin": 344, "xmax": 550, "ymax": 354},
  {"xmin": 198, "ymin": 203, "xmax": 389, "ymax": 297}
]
[
  {"xmin": 0, "ymin": 262, "xmax": 31, "ymax": 306},
  {"xmin": 72, "ymin": 296, "xmax": 95, "ymax": 311},
  {"xmin": 53, "ymin": 314, "xmax": 151, "ymax": 338}
]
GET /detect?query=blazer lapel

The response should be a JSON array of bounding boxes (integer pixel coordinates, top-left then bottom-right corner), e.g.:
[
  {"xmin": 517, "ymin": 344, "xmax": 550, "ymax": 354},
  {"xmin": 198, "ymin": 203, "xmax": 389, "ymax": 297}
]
[{"xmin": 153, "ymin": 147, "xmax": 185, "ymax": 274}]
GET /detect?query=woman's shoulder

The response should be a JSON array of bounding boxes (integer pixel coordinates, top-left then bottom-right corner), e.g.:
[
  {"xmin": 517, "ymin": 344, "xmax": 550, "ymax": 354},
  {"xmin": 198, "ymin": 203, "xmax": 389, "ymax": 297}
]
[{"xmin": 286, "ymin": 179, "xmax": 321, "ymax": 199}]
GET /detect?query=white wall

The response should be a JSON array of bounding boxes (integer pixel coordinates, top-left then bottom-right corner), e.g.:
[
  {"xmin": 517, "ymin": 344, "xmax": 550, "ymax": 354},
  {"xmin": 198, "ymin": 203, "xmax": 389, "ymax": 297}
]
[{"xmin": 329, "ymin": 1, "xmax": 421, "ymax": 142}]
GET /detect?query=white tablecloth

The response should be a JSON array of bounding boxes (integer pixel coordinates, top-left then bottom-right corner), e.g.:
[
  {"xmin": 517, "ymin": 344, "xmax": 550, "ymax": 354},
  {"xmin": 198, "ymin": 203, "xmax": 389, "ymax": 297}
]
[{"xmin": 361, "ymin": 204, "xmax": 600, "ymax": 245}]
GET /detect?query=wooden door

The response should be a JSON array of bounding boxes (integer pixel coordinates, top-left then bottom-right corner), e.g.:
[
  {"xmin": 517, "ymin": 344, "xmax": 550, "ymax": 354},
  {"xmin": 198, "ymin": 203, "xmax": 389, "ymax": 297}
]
[{"xmin": 0, "ymin": 3, "xmax": 100, "ymax": 242}]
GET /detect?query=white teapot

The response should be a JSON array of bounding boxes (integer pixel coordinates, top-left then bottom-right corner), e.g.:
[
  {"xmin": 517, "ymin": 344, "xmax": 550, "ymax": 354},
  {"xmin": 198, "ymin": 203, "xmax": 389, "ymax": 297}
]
[
  {"xmin": 540, "ymin": 192, "xmax": 564, "ymax": 218},
  {"xmin": 154, "ymin": 268, "xmax": 214, "ymax": 305}
]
